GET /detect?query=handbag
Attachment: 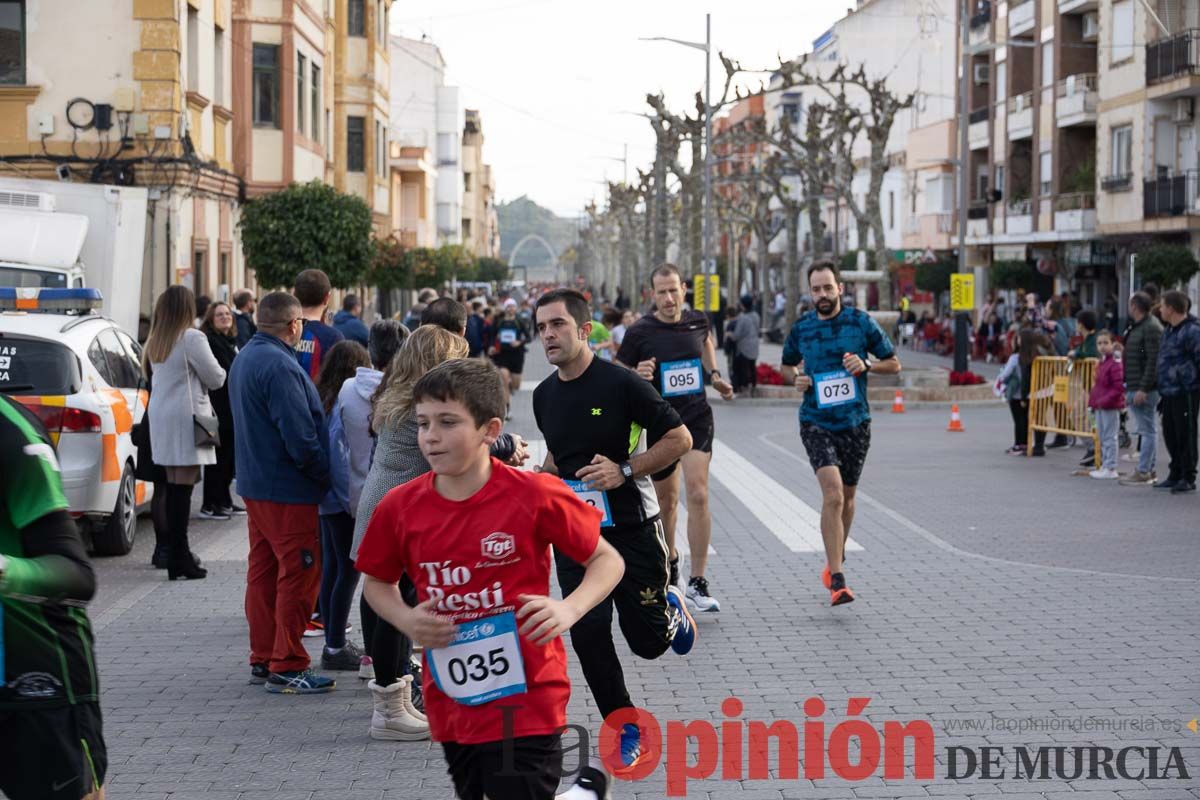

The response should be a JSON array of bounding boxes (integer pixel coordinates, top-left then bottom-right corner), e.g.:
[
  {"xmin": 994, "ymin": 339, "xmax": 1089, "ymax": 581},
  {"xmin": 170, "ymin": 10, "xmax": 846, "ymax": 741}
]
[{"xmin": 183, "ymin": 348, "xmax": 220, "ymax": 448}]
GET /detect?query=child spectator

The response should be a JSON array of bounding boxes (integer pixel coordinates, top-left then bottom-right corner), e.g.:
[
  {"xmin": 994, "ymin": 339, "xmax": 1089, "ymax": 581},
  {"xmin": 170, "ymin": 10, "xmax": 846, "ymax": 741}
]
[
  {"xmin": 1088, "ymin": 330, "xmax": 1126, "ymax": 480},
  {"xmin": 995, "ymin": 342, "xmax": 1026, "ymax": 454}
]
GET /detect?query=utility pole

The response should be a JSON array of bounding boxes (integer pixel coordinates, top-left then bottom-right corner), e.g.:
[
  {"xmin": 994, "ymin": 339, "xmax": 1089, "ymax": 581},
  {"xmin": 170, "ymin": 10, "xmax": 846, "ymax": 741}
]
[
  {"xmin": 954, "ymin": 0, "xmax": 971, "ymax": 374},
  {"xmin": 703, "ymin": 12, "xmax": 713, "ymax": 277}
]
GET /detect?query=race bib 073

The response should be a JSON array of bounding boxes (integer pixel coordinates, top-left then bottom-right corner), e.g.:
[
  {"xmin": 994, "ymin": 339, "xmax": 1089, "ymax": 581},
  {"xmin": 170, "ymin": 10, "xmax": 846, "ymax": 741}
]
[
  {"xmin": 660, "ymin": 358, "xmax": 704, "ymax": 397},
  {"xmin": 564, "ymin": 479, "xmax": 613, "ymax": 527},
  {"xmin": 813, "ymin": 369, "xmax": 857, "ymax": 408},
  {"xmin": 427, "ymin": 611, "xmax": 527, "ymax": 706}
]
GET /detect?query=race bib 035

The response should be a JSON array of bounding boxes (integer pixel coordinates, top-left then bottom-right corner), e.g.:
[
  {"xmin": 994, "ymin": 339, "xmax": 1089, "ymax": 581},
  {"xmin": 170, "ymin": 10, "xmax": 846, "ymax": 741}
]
[
  {"xmin": 813, "ymin": 369, "xmax": 857, "ymax": 408},
  {"xmin": 427, "ymin": 611, "xmax": 527, "ymax": 706},
  {"xmin": 660, "ymin": 358, "xmax": 704, "ymax": 397}
]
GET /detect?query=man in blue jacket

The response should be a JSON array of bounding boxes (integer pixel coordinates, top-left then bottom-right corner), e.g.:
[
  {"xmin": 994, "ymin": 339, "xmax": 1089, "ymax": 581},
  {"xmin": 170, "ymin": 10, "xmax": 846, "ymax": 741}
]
[
  {"xmin": 229, "ymin": 291, "xmax": 335, "ymax": 694},
  {"xmin": 332, "ymin": 294, "xmax": 370, "ymax": 346},
  {"xmin": 1155, "ymin": 290, "xmax": 1200, "ymax": 494}
]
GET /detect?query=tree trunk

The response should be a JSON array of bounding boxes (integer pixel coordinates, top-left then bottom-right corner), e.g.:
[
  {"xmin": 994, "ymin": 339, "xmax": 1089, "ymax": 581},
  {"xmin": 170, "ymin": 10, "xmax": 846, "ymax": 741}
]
[
  {"xmin": 755, "ymin": 224, "xmax": 770, "ymax": 308},
  {"xmin": 784, "ymin": 208, "xmax": 800, "ymax": 329},
  {"xmin": 678, "ymin": 186, "xmax": 693, "ymax": 273}
]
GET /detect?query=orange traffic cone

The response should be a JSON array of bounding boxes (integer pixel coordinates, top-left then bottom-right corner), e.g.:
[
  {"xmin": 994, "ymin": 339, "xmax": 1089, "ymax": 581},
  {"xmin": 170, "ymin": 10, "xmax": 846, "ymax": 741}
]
[
  {"xmin": 947, "ymin": 403, "xmax": 964, "ymax": 432},
  {"xmin": 891, "ymin": 389, "xmax": 906, "ymax": 414}
]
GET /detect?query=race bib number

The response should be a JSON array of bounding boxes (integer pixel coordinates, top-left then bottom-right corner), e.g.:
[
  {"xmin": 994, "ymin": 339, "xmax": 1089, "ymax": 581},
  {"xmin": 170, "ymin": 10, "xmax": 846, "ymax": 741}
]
[
  {"xmin": 564, "ymin": 479, "xmax": 613, "ymax": 527},
  {"xmin": 660, "ymin": 358, "xmax": 704, "ymax": 397},
  {"xmin": 499, "ymin": 329, "xmax": 518, "ymax": 345},
  {"xmin": 813, "ymin": 369, "xmax": 857, "ymax": 408},
  {"xmin": 427, "ymin": 612, "xmax": 527, "ymax": 706}
]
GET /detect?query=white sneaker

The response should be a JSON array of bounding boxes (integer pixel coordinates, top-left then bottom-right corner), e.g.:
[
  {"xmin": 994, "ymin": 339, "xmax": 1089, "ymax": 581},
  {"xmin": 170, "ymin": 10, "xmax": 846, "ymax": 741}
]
[
  {"xmin": 556, "ymin": 759, "xmax": 612, "ymax": 799},
  {"xmin": 1089, "ymin": 468, "xmax": 1119, "ymax": 480},
  {"xmin": 368, "ymin": 678, "xmax": 429, "ymax": 740},
  {"xmin": 358, "ymin": 655, "xmax": 374, "ymax": 680},
  {"xmin": 684, "ymin": 576, "xmax": 721, "ymax": 613}
]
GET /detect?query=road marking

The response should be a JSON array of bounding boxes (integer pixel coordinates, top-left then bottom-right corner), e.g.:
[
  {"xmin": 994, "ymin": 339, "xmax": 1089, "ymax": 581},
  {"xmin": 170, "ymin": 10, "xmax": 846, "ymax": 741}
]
[
  {"xmin": 93, "ymin": 581, "xmax": 159, "ymax": 631},
  {"xmin": 711, "ymin": 438, "xmax": 863, "ymax": 554}
]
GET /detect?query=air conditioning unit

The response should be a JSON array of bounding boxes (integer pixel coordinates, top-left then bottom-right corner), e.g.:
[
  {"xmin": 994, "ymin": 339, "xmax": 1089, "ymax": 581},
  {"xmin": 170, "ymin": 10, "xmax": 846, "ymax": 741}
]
[
  {"xmin": 1014, "ymin": 94, "xmax": 1027, "ymax": 113},
  {"xmin": 1082, "ymin": 12, "xmax": 1099, "ymax": 40},
  {"xmin": 0, "ymin": 191, "xmax": 55, "ymax": 212},
  {"xmin": 1174, "ymin": 97, "xmax": 1194, "ymax": 123},
  {"xmin": 974, "ymin": 63, "xmax": 990, "ymax": 85}
]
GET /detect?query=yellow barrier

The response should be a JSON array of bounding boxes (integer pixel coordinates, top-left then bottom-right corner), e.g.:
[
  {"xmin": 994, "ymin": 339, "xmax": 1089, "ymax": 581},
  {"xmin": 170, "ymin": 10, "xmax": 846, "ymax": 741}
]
[{"xmin": 1028, "ymin": 356, "xmax": 1100, "ymax": 457}]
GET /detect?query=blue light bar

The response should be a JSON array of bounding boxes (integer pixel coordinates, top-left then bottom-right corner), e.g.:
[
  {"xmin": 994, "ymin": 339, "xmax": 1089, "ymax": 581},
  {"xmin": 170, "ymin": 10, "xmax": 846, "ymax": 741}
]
[{"xmin": 0, "ymin": 287, "xmax": 104, "ymax": 312}]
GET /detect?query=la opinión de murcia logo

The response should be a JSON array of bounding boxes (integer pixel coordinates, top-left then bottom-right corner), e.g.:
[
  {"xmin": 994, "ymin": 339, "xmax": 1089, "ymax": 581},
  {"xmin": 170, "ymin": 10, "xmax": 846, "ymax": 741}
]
[{"xmin": 488, "ymin": 697, "xmax": 1191, "ymax": 797}]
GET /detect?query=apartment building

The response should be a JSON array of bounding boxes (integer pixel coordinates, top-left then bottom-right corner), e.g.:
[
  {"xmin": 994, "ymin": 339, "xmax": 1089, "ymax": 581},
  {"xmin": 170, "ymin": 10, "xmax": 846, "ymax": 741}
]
[
  {"xmin": 461, "ymin": 109, "xmax": 499, "ymax": 258},
  {"xmin": 0, "ymin": 0, "xmax": 245, "ymax": 310},
  {"xmin": 387, "ymin": 34, "xmax": 462, "ymax": 248}
]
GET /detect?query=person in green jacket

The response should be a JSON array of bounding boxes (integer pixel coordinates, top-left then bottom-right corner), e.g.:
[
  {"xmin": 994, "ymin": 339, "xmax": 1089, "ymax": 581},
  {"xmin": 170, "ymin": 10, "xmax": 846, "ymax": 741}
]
[
  {"xmin": 1071, "ymin": 308, "xmax": 1099, "ymax": 360},
  {"xmin": 1119, "ymin": 291, "xmax": 1163, "ymax": 485}
]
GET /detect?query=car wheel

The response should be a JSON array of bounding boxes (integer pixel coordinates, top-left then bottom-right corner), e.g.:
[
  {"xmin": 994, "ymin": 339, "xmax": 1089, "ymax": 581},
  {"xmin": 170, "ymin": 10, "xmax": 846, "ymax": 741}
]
[{"xmin": 93, "ymin": 465, "xmax": 137, "ymax": 556}]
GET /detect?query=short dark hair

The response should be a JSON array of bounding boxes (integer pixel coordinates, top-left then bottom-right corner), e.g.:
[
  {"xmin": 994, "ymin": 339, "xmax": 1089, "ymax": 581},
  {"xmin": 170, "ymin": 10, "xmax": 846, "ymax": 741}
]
[
  {"xmin": 601, "ymin": 307, "xmax": 624, "ymax": 327},
  {"xmin": 1075, "ymin": 308, "xmax": 1098, "ymax": 331},
  {"xmin": 652, "ymin": 263, "xmax": 682, "ymax": 282},
  {"xmin": 257, "ymin": 291, "xmax": 301, "ymax": 328},
  {"xmin": 421, "ymin": 297, "xmax": 468, "ymax": 333},
  {"xmin": 233, "ymin": 289, "xmax": 255, "ymax": 310},
  {"xmin": 534, "ymin": 288, "xmax": 590, "ymax": 327},
  {"xmin": 1162, "ymin": 289, "xmax": 1191, "ymax": 315},
  {"xmin": 1095, "ymin": 329, "xmax": 1116, "ymax": 341},
  {"xmin": 294, "ymin": 269, "xmax": 332, "ymax": 308},
  {"xmin": 368, "ymin": 319, "xmax": 409, "ymax": 370},
  {"xmin": 412, "ymin": 358, "xmax": 506, "ymax": 427},
  {"xmin": 1130, "ymin": 291, "xmax": 1152, "ymax": 315},
  {"xmin": 342, "ymin": 293, "xmax": 360, "ymax": 312},
  {"xmin": 807, "ymin": 260, "xmax": 840, "ymax": 286}
]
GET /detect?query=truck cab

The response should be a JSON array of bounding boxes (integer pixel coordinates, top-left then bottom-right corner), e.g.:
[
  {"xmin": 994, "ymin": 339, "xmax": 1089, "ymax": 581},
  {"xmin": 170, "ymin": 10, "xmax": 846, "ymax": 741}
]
[{"xmin": 0, "ymin": 191, "xmax": 89, "ymax": 289}]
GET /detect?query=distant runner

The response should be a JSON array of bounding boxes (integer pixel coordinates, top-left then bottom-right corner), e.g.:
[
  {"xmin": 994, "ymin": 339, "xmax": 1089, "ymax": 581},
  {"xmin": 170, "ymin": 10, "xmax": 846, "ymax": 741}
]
[
  {"xmin": 780, "ymin": 261, "xmax": 900, "ymax": 606},
  {"xmin": 616, "ymin": 264, "xmax": 733, "ymax": 613}
]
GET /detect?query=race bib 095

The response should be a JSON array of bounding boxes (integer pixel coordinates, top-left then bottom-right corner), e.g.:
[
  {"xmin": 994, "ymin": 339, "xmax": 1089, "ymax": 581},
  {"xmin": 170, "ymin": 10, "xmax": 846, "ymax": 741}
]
[{"xmin": 660, "ymin": 358, "xmax": 704, "ymax": 397}]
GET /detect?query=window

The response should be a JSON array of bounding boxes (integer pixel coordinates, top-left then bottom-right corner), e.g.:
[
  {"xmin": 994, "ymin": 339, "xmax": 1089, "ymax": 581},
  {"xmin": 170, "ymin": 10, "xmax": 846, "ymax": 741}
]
[
  {"xmin": 311, "ymin": 63, "xmax": 321, "ymax": 144},
  {"xmin": 377, "ymin": 0, "xmax": 387, "ymax": 44},
  {"xmin": 464, "ymin": 171, "xmax": 472, "ymax": 193},
  {"xmin": 1039, "ymin": 151, "xmax": 1052, "ymax": 195},
  {"xmin": 86, "ymin": 337, "xmax": 115, "ymax": 387},
  {"xmin": 976, "ymin": 167, "xmax": 989, "ymax": 199},
  {"xmin": 219, "ymin": 251, "xmax": 230, "ymax": 289},
  {"xmin": 326, "ymin": 110, "xmax": 332, "ymax": 161},
  {"xmin": 297, "ymin": 53, "xmax": 307, "ymax": 135},
  {"xmin": 994, "ymin": 164, "xmax": 1005, "ymax": 199},
  {"xmin": 193, "ymin": 250, "xmax": 207, "ymax": 295},
  {"xmin": 348, "ymin": 0, "xmax": 364, "ymax": 36},
  {"xmin": 437, "ymin": 132, "xmax": 455, "ymax": 164},
  {"xmin": 95, "ymin": 329, "xmax": 141, "ymax": 390},
  {"xmin": 252, "ymin": 44, "xmax": 280, "ymax": 127},
  {"xmin": 214, "ymin": 29, "xmax": 226, "ymax": 106},
  {"xmin": 0, "ymin": 1, "xmax": 26, "ymax": 85},
  {"xmin": 375, "ymin": 121, "xmax": 387, "ymax": 176},
  {"xmin": 0, "ymin": 337, "xmax": 81, "ymax": 395},
  {"xmin": 462, "ymin": 218, "xmax": 472, "ymax": 238},
  {"xmin": 888, "ymin": 191, "xmax": 895, "ymax": 229},
  {"xmin": 347, "ymin": 116, "xmax": 365, "ymax": 171},
  {"xmin": 995, "ymin": 61, "xmax": 1006, "ymax": 103},
  {"xmin": 186, "ymin": 8, "xmax": 199, "ymax": 89},
  {"xmin": 1111, "ymin": 0, "xmax": 1134, "ymax": 63},
  {"xmin": 1111, "ymin": 125, "xmax": 1132, "ymax": 176},
  {"xmin": 1041, "ymin": 42, "xmax": 1054, "ymax": 87}
]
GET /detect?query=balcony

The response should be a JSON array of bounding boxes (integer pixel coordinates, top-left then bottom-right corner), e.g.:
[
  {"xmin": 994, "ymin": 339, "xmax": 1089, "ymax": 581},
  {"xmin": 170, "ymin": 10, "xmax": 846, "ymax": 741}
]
[
  {"xmin": 1144, "ymin": 169, "xmax": 1200, "ymax": 217},
  {"xmin": 1056, "ymin": 74, "xmax": 1098, "ymax": 127},
  {"xmin": 1007, "ymin": 92, "xmax": 1034, "ymax": 140},
  {"xmin": 1147, "ymin": 29, "xmax": 1200, "ymax": 85},
  {"xmin": 1006, "ymin": 198, "xmax": 1033, "ymax": 234},
  {"xmin": 1058, "ymin": 0, "xmax": 1097, "ymax": 13},
  {"xmin": 968, "ymin": 107, "xmax": 990, "ymax": 150},
  {"xmin": 1009, "ymin": 0, "xmax": 1036, "ymax": 37},
  {"xmin": 1101, "ymin": 173, "xmax": 1133, "ymax": 192},
  {"xmin": 967, "ymin": 201, "xmax": 989, "ymax": 238},
  {"xmin": 970, "ymin": 1, "xmax": 991, "ymax": 28},
  {"xmin": 1053, "ymin": 192, "xmax": 1097, "ymax": 231}
]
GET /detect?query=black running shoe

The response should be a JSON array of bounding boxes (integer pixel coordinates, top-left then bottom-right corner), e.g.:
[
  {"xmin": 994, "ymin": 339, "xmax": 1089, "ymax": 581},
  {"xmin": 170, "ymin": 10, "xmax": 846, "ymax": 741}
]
[
  {"xmin": 249, "ymin": 663, "xmax": 269, "ymax": 685},
  {"xmin": 1171, "ymin": 481, "xmax": 1196, "ymax": 494},
  {"xmin": 320, "ymin": 641, "xmax": 365, "ymax": 671}
]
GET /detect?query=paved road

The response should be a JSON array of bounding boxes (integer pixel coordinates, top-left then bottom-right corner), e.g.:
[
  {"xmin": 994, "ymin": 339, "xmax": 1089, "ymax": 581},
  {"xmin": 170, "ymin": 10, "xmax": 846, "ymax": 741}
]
[{"xmin": 87, "ymin": 345, "xmax": 1199, "ymax": 799}]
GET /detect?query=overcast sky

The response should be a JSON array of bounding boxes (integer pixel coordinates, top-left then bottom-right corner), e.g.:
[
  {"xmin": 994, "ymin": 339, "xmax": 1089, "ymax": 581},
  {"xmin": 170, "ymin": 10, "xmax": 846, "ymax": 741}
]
[{"xmin": 389, "ymin": 1, "xmax": 850, "ymax": 219}]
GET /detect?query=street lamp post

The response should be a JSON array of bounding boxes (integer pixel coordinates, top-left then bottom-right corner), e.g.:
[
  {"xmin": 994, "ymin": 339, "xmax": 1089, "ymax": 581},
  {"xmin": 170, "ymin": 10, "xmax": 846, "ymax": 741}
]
[
  {"xmin": 955, "ymin": 0, "xmax": 971, "ymax": 374},
  {"xmin": 640, "ymin": 13, "xmax": 713, "ymax": 276}
]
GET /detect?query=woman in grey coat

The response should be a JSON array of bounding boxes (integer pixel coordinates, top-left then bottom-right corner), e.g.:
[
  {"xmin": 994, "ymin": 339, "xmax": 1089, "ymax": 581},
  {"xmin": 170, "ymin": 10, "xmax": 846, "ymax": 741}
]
[{"xmin": 144, "ymin": 285, "xmax": 226, "ymax": 580}]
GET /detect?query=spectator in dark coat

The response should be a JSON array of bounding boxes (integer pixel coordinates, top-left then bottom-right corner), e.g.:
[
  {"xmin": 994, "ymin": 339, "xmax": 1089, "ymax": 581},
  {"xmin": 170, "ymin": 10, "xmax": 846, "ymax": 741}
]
[
  {"xmin": 332, "ymin": 294, "xmax": 370, "ymax": 346},
  {"xmin": 200, "ymin": 301, "xmax": 240, "ymax": 519},
  {"xmin": 233, "ymin": 290, "xmax": 258, "ymax": 348},
  {"xmin": 1155, "ymin": 290, "xmax": 1200, "ymax": 493}
]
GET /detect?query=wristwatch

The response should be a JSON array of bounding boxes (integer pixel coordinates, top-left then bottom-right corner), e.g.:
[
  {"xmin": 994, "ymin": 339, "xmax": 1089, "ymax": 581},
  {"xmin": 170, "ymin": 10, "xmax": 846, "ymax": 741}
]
[
  {"xmin": 861, "ymin": 359, "xmax": 872, "ymax": 374},
  {"xmin": 619, "ymin": 462, "xmax": 634, "ymax": 483},
  {"xmin": 710, "ymin": 369, "xmax": 722, "ymax": 381}
]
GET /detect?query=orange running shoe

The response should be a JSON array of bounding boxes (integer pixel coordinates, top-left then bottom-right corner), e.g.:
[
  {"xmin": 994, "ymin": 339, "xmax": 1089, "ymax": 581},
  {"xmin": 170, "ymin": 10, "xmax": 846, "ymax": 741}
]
[
  {"xmin": 821, "ymin": 564, "xmax": 832, "ymax": 590},
  {"xmin": 830, "ymin": 586, "xmax": 855, "ymax": 606}
]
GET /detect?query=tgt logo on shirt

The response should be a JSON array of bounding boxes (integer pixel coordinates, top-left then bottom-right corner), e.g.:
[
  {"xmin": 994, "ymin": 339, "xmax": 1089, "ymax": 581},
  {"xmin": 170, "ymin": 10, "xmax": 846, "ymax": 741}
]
[
  {"xmin": 420, "ymin": 560, "xmax": 507, "ymax": 613},
  {"xmin": 481, "ymin": 531, "xmax": 515, "ymax": 561}
]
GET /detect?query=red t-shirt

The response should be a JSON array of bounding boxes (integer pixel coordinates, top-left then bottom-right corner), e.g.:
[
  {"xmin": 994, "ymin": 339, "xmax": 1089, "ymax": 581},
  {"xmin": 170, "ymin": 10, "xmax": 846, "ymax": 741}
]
[{"xmin": 355, "ymin": 458, "xmax": 602, "ymax": 745}]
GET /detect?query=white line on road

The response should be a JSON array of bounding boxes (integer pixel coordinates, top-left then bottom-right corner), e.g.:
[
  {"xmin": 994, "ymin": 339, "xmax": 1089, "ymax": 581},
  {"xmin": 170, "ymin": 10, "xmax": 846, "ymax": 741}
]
[
  {"xmin": 93, "ymin": 581, "xmax": 159, "ymax": 632},
  {"xmin": 711, "ymin": 438, "xmax": 863, "ymax": 554}
]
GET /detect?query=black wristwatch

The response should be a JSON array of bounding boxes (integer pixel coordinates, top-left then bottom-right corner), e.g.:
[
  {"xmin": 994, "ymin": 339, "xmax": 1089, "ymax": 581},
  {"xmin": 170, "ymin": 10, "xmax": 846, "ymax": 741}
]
[
  {"xmin": 619, "ymin": 461, "xmax": 634, "ymax": 483},
  {"xmin": 861, "ymin": 359, "xmax": 872, "ymax": 374}
]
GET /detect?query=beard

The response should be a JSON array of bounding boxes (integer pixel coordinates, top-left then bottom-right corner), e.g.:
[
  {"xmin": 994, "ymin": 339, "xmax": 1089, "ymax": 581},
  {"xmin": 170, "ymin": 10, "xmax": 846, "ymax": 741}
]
[{"xmin": 815, "ymin": 298, "xmax": 836, "ymax": 315}]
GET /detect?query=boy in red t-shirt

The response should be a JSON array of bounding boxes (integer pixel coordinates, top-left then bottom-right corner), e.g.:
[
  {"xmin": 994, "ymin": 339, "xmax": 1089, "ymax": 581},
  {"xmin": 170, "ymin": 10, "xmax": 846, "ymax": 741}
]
[{"xmin": 356, "ymin": 358, "xmax": 624, "ymax": 800}]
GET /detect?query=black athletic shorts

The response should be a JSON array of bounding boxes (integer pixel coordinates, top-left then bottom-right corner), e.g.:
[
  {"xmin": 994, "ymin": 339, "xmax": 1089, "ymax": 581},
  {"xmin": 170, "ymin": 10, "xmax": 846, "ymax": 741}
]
[
  {"xmin": 443, "ymin": 733, "xmax": 563, "ymax": 800},
  {"xmin": 800, "ymin": 420, "xmax": 872, "ymax": 486},
  {"xmin": 651, "ymin": 408, "xmax": 714, "ymax": 482},
  {"xmin": 491, "ymin": 349, "xmax": 526, "ymax": 375},
  {"xmin": 0, "ymin": 701, "xmax": 107, "ymax": 800}
]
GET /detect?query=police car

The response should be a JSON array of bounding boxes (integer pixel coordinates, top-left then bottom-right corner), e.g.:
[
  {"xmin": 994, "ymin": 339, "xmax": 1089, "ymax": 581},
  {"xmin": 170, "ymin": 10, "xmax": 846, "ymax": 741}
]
[{"xmin": 0, "ymin": 287, "xmax": 150, "ymax": 555}]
